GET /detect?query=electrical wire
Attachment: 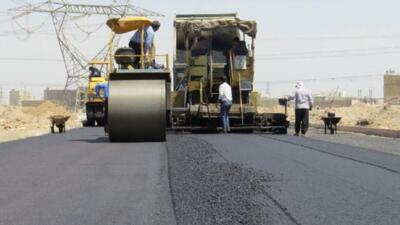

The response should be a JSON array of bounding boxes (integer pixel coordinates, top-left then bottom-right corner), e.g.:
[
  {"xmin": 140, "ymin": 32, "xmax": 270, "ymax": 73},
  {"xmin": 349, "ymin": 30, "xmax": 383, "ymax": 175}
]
[
  {"xmin": 256, "ymin": 73, "xmax": 384, "ymax": 84},
  {"xmin": 260, "ymin": 46, "xmax": 400, "ymax": 57},
  {"xmin": 259, "ymin": 35, "xmax": 400, "ymax": 41},
  {"xmin": 258, "ymin": 51, "xmax": 400, "ymax": 60},
  {"xmin": 0, "ymin": 57, "xmax": 63, "ymax": 62}
]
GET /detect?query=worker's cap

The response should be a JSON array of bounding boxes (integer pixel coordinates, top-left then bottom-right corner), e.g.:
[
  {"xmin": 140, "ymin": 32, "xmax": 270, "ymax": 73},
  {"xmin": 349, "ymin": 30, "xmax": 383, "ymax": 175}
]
[
  {"xmin": 151, "ymin": 20, "xmax": 161, "ymax": 30},
  {"xmin": 295, "ymin": 81, "xmax": 304, "ymax": 89}
]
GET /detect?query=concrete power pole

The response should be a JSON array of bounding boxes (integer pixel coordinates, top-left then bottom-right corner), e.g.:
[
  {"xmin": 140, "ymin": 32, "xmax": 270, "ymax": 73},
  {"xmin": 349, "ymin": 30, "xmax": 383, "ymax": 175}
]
[{"xmin": 0, "ymin": 85, "xmax": 3, "ymax": 105}]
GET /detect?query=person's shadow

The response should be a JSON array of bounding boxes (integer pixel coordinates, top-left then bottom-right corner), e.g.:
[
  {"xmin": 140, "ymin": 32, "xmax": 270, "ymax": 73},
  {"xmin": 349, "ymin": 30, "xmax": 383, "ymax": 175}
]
[{"xmin": 68, "ymin": 137, "xmax": 109, "ymax": 143}]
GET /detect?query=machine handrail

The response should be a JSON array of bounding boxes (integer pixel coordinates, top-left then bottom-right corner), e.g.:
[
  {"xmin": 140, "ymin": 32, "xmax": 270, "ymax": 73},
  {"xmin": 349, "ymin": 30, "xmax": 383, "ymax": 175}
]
[{"xmin": 112, "ymin": 53, "xmax": 170, "ymax": 70}]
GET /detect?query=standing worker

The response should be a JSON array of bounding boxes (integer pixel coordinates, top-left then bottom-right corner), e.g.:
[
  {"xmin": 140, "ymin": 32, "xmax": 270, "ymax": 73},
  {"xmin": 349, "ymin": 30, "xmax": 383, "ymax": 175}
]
[
  {"xmin": 128, "ymin": 20, "xmax": 160, "ymax": 69},
  {"xmin": 286, "ymin": 81, "xmax": 314, "ymax": 136},
  {"xmin": 218, "ymin": 76, "xmax": 233, "ymax": 133}
]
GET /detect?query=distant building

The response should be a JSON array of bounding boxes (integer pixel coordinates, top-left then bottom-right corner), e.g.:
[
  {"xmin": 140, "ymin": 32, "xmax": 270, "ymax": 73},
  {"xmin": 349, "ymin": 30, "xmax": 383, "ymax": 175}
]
[
  {"xmin": 384, "ymin": 75, "xmax": 400, "ymax": 104},
  {"xmin": 43, "ymin": 88, "xmax": 77, "ymax": 110},
  {"xmin": 9, "ymin": 88, "xmax": 32, "ymax": 106},
  {"xmin": 9, "ymin": 89, "xmax": 21, "ymax": 106}
]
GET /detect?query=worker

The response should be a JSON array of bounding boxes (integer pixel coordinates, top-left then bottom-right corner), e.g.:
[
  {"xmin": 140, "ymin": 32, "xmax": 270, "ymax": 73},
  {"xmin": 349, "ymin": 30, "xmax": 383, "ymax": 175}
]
[
  {"xmin": 286, "ymin": 81, "xmax": 314, "ymax": 136},
  {"xmin": 218, "ymin": 76, "xmax": 233, "ymax": 133},
  {"xmin": 95, "ymin": 82, "xmax": 108, "ymax": 99},
  {"xmin": 128, "ymin": 20, "xmax": 160, "ymax": 69},
  {"xmin": 89, "ymin": 66, "xmax": 101, "ymax": 77},
  {"xmin": 95, "ymin": 82, "xmax": 109, "ymax": 132}
]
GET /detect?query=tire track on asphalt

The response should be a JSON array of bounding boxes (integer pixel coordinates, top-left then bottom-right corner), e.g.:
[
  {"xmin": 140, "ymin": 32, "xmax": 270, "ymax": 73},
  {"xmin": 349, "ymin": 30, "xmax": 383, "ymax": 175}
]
[{"xmin": 258, "ymin": 135, "xmax": 400, "ymax": 175}]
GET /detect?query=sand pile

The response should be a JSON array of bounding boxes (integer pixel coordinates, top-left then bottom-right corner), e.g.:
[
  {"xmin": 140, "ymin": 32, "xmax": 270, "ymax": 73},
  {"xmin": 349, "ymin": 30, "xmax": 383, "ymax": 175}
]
[
  {"xmin": 0, "ymin": 101, "xmax": 82, "ymax": 142},
  {"xmin": 259, "ymin": 103, "xmax": 400, "ymax": 130}
]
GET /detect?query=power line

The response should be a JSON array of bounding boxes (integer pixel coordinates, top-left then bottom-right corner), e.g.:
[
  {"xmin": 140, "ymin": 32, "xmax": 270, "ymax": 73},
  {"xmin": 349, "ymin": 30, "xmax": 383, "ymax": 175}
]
[
  {"xmin": 260, "ymin": 46, "xmax": 400, "ymax": 57},
  {"xmin": 0, "ymin": 81, "xmax": 65, "ymax": 87},
  {"xmin": 256, "ymin": 73, "xmax": 384, "ymax": 84},
  {"xmin": 258, "ymin": 50, "xmax": 400, "ymax": 60},
  {"xmin": 0, "ymin": 57, "xmax": 63, "ymax": 62},
  {"xmin": 258, "ymin": 35, "xmax": 400, "ymax": 41}
]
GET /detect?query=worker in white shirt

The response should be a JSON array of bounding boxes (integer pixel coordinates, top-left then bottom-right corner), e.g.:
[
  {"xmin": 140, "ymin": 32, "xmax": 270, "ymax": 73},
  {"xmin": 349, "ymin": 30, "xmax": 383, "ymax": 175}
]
[
  {"xmin": 286, "ymin": 81, "xmax": 314, "ymax": 136},
  {"xmin": 218, "ymin": 76, "xmax": 233, "ymax": 133}
]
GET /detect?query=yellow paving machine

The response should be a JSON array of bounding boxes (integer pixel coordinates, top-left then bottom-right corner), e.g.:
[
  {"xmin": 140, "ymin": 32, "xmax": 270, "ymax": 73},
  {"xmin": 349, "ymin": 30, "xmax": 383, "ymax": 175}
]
[
  {"xmin": 83, "ymin": 61, "xmax": 108, "ymax": 127},
  {"xmin": 170, "ymin": 14, "xmax": 289, "ymax": 133}
]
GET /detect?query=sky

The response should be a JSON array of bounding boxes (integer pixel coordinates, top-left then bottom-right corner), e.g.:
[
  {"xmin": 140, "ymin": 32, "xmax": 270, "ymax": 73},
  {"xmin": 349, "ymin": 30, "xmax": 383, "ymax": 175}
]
[{"xmin": 1, "ymin": 0, "xmax": 400, "ymax": 103}]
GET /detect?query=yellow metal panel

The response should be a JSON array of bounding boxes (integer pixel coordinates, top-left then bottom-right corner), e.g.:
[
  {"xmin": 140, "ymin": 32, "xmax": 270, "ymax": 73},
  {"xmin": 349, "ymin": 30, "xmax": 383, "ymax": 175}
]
[
  {"xmin": 189, "ymin": 66, "xmax": 207, "ymax": 77},
  {"xmin": 106, "ymin": 17, "xmax": 152, "ymax": 34},
  {"xmin": 90, "ymin": 77, "xmax": 106, "ymax": 83},
  {"xmin": 190, "ymin": 56, "xmax": 207, "ymax": 65},
  {"xmin": 189, "ymin": 81, "xmax": 201, "ymax": 92}
]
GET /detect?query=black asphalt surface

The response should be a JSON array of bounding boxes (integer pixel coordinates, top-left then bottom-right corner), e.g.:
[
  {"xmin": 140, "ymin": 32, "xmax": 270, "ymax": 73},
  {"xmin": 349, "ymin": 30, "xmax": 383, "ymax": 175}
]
[
  {"xmin": 198, "ymin": 133, "xmax": 400, "ymax": 225},
  {"xmin": 0, "ymin": 128, "xmax": 176, "ymax": 225},
  {"xmin": 1, "ymin": 128, "xmax": 400, "ymax": 225}
]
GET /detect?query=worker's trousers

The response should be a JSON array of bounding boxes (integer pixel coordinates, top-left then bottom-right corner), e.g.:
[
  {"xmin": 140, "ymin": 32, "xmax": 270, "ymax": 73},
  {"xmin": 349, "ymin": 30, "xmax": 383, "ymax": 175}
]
[
  {"xmin": 295, "ymin": 108, "xmax": 309, "ymax": 134},
  {"xmin": 129, "ymin": 41, "xmax": 142, "ymax": 69},
  {"xmin": 220, "ymin": 100, "xmax": 232, "ymax": 132}
]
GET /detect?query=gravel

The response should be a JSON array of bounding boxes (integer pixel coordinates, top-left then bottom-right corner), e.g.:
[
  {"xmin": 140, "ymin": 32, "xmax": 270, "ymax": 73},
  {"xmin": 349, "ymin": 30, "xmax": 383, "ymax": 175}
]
[{"xmin": 166, "ymin": 134, "xmax": 270, "ymax": 225}]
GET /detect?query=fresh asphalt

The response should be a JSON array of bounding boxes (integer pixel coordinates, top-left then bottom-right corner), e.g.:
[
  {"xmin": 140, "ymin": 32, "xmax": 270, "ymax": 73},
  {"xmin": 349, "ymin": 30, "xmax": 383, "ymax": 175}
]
[
  {"xmin": 0, "ymin": 128, "xmax": 176, "ymax": 225},
  {"xmin": 0, "ymin": 127, "xmax": 400, "ymax": 225},
  {"xmin": 199, "ymin": 133, "xmax": 400, "ymax": 225}
]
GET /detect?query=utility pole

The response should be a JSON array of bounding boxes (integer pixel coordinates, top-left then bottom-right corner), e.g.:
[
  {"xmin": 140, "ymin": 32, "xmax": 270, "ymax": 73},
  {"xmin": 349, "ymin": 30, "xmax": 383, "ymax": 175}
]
[
  {"xmin": 8, "ymin": 1, "xmax": 163, "ymax": 111},
  {"xmin": 368, "ymin": 88, "xmax": 373, "ymax": 104},
  {"xmin": 265, "ymin": 82, "xmax": 270, "ymax": 97},
  {"xmin": 0, "ymin": 84, "xmax": 3, "ymax": 105}
]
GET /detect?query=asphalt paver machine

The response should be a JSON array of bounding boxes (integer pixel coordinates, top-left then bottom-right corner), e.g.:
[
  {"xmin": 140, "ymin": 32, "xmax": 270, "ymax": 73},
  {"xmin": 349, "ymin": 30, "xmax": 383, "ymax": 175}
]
[{"xmin": 170, "ymin": 14, "xmax": 288, "ymax": 133}]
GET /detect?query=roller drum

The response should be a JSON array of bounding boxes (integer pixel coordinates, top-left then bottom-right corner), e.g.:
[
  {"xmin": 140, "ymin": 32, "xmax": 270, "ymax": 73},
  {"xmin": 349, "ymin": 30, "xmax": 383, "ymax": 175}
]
[{"xmin": 108, "ymin": 79, "xmax": 166, "ymax": 142}]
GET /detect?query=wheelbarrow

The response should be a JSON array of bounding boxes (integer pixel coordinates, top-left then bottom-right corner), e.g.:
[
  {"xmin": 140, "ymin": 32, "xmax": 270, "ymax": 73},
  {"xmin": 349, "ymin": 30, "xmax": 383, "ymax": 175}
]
[
  {"xmin": 49, "ymin": 115, "xmax": 70, "ymax": 133},
  {"xmin": 321, "ymin": 112, "xmax": 341, "ymax": 134}
]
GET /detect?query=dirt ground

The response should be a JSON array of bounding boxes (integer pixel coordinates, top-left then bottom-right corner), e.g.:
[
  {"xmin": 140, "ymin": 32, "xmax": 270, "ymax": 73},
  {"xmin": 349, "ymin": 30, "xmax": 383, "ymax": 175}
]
[
  {"xmin": 259, "ymin": 103, "xmax": 400, "ymax": 130},
  {"xmin": 0, "ymin": 101, "xmax": 83, "ymax": 143}
]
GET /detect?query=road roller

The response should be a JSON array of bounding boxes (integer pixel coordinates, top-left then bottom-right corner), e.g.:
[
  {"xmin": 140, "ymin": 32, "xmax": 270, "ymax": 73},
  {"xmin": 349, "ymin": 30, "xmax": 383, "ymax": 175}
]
[
  {"xmin": 170, "ymin": 14, "xmax": 289, "ymax": 133},
  {"xmin": 106, "ymin": 17, "xmax": 170, "ymax": 142}
]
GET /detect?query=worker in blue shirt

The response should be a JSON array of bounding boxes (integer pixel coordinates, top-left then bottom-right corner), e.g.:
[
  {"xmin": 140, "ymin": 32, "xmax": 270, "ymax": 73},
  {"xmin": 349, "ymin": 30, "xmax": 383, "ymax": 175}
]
[
  {"xmin": 128, "ymin": 20, "xmax": 160, "ymax": 69},
  {"xmin": 95, "ymin": 82, "xmax": 109, "ymax": 132},
  {"xmin": 95, "ymin": 82, "xmax": 108, "ymax": 99}
]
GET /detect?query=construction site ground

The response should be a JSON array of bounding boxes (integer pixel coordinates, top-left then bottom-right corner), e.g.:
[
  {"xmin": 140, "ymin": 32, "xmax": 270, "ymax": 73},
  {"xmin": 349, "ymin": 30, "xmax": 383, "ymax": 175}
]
[
  {"xmin": 259, "ymin": 102, "xmax": 400, "ymax": 130},
  {"xmin": 0, "ymin": 101, "xmax": 82, "ymax": 143},
  {"xmin": 1, "ymin": 127, "xmax": 400, "ymax": 225},
  {"xmin": 1, "ymin": 102, "xmax": 399, "ymax": 144}
]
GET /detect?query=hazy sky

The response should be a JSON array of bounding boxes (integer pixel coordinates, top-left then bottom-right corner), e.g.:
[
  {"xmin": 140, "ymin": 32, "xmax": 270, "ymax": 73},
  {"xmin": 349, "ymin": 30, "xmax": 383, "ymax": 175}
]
[{"xmin": 1, "ymin": 0, "xmax": 400, "ymax": 103}]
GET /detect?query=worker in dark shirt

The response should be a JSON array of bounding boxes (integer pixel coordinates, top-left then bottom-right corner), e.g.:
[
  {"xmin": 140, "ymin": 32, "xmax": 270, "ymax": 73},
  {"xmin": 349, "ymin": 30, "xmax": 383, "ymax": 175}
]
[{"xmin": 89, "ymin": 66, "xmax": 101, "ymax": 77}]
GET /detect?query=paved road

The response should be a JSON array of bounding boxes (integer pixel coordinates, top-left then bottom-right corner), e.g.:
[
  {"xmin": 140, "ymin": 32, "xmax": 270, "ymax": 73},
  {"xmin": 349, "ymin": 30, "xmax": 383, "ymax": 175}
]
[
  {"xmin": 1, "ymin": 128, "xmax": 400, "ymax": 225},
  {"xmin": 197, "ymin": 133, "xmax": 400, "ymax": 225},
  {"xmin": 0, "ymin": 128, "xmax": 176, "ymax": 225}
]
